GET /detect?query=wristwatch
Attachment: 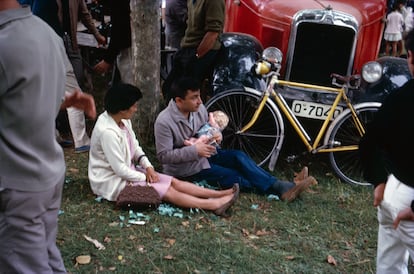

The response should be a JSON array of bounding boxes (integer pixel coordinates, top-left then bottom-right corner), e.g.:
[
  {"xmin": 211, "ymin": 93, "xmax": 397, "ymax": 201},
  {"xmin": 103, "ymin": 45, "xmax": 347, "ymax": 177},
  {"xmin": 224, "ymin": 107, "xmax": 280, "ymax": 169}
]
[{"xmin": 411, "ymin": 200, "xmax": 414, "ymax": 213}]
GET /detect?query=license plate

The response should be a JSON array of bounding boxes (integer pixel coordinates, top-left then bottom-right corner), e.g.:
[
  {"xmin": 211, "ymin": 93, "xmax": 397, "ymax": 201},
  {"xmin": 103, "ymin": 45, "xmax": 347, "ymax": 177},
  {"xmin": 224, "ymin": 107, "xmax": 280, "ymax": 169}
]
[{"xmin": 291, "ymin": 100, "xmax": 343, "ymax": 120}]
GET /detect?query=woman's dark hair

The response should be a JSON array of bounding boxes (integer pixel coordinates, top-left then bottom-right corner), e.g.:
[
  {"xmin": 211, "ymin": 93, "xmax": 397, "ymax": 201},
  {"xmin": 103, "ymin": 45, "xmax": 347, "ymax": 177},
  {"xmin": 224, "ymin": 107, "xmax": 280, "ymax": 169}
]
[
  {"xmin": 170, "ymin": 76, "xmax": 200, "ymax": 100},
  {"xmin": 104, "ymin": 83, "xmax": 143, "ymax": 114}
]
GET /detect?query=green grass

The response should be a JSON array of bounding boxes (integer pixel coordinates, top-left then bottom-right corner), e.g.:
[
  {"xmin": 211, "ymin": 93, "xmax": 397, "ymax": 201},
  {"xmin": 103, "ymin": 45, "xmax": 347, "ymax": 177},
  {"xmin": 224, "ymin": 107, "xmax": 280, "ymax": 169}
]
[
  {"xmin": 60, "ymin": 149, "xmax": 380, "ymax": 274},
  {"xmin": 59, "ymin": 74, "xmax": 381, "ymax": 273}
]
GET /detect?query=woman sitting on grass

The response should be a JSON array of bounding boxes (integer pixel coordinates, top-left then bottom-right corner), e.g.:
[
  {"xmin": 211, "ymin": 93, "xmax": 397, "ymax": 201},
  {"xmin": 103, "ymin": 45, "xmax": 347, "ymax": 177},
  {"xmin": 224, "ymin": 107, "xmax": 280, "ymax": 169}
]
[{"xmin": 88, "ymin": 83, "xmax": 239, "ymax": 217}]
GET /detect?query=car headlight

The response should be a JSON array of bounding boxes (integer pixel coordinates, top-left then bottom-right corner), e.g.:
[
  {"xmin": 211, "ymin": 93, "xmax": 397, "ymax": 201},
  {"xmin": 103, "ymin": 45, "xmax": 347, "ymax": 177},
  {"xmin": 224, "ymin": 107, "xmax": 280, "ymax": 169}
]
[
  {"xmin": 262, "ymin": 47, "xmax": 283, "ymax": 64},
  {"xmin": 361, "ymin": 61, "xmax": 382, "ymax": 83}
]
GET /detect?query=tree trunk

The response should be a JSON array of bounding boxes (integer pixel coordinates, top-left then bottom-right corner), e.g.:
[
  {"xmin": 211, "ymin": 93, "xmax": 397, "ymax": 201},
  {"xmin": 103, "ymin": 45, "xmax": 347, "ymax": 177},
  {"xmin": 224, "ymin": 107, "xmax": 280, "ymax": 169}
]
[{"xmin": 129, "ymin": 0, "xmax": 161, "ymax": 145}]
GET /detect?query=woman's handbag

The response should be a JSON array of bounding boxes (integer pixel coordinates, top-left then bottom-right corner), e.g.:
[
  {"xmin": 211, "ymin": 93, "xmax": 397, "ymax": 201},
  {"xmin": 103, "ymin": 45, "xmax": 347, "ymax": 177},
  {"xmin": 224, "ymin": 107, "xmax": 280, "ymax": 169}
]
[{"xmin": 116, "ymin": 183, "xmax": 161, "ymax": 210}]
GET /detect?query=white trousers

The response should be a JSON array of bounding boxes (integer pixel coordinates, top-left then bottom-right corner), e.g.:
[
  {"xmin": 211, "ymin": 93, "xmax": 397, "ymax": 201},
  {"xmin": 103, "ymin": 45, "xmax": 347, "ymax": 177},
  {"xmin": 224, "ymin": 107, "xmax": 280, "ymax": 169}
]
[
  {"xmin": 116, "ymin": 47, "xmax": 133, "ymax": 85},
  {"xmin": 67, "ymin": 106, "xmax": 90, "ymax": 148},
  {"xmin": 376, "ymin": 174, "xmax": 414, "ymax": 274}
]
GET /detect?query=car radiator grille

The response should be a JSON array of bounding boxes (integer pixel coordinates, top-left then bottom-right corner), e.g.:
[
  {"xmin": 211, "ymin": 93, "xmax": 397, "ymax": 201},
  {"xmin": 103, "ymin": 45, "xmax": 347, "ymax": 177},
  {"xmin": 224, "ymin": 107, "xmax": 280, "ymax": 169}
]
[{"xmin": 288, "ymin": 22, "xmax": 355, "ymax": 87}]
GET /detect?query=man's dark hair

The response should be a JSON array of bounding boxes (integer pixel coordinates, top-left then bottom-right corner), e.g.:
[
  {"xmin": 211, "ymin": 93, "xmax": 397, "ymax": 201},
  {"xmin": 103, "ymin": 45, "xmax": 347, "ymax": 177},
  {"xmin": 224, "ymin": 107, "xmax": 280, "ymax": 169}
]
[
  {"xmin": 104, "ymin": 82, "xmax": 143, "ymax": 114},
  {"xmin": 405, "ymin": 28, "xmax": 414, "ymax": 53},
  {"xmin": 170, "ymin": 77, "xmax": 200, "ymax": 100}
]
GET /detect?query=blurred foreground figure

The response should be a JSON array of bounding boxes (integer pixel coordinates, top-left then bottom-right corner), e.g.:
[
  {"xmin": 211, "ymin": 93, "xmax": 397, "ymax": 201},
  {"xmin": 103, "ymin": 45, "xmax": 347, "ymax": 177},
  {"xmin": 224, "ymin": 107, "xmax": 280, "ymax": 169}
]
[
  {"xmin": 0, "ymin": 1, "xmax": 96, "ymax": 272},
  {"xmin": 360, "ymin": 28, "xmax": 414, "ymax": 274}
]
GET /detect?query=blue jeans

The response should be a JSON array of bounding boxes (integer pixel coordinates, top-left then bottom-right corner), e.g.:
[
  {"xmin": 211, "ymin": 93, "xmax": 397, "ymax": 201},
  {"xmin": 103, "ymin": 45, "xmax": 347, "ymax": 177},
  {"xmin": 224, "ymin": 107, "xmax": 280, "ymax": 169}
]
[{"xmin": 190, "ymin": 149, "xmax": 276, "ymax": 193}]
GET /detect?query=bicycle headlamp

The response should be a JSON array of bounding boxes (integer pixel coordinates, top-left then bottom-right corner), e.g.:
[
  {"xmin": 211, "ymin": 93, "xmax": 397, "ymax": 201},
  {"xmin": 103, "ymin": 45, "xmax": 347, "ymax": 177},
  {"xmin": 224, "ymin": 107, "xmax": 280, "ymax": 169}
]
[
  {"xmin": 262, "ymin": 47, "xmax": 283, "ymax": 64},
  {"xmin": 361, "ymin": 61, "xmax": 382, "ymax": 83}
]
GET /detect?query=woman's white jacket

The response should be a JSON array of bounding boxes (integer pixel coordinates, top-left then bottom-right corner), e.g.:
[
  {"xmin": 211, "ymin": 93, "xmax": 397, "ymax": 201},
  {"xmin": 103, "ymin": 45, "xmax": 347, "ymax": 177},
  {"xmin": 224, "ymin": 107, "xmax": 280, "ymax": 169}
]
[{"xmin": 88, "ymin": 111, "xmax": 153, "ymax": 201}]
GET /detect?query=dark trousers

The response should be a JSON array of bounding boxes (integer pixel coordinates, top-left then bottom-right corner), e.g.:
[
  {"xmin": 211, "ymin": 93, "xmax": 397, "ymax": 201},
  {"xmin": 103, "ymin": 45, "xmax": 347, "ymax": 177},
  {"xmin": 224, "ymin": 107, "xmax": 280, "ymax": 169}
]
[
  {"xmin": 188, "ymin": 149, "xmax": 276, "ymax": 193},
  {"xmin": 162, "ymin": 47, "xmax": 219, "ymax": 102}
]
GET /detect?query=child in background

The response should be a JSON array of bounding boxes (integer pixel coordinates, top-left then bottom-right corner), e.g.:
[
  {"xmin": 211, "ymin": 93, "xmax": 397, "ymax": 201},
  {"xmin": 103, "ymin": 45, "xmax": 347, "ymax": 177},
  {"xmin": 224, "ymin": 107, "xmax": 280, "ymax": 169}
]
[{"xmin": 384, "ymin": 3, "xmax": 405, "ymax": 56}]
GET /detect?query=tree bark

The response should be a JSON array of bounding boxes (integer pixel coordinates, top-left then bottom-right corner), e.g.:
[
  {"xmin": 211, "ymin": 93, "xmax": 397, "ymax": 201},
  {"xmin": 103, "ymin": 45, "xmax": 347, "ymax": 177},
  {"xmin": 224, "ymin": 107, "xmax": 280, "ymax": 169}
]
[{"xmin": 130, "ymin": 0, "xmax": 161, "ymax": 145}]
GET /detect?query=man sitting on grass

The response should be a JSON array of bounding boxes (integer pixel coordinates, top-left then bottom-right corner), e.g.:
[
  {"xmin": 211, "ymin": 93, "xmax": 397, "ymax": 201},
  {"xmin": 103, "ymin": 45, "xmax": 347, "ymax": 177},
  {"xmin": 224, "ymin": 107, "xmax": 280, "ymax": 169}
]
[{"xmin": 154, "ymin": 77, "xmax": 317, "ymax": 201}]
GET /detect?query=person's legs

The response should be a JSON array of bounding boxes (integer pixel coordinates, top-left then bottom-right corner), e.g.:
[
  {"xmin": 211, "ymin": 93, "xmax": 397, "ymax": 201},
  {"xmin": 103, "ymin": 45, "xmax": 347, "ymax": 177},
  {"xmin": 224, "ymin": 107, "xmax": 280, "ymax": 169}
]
[
  {"xmin": 392, "ymin": 41, "xmax": 398, "ymax": 56},
  {"xmin": 0, "ymin": 180, "xmax": 66, "ymax": 274},
  {"xmin": 209, "ymin": 149, "xmax": 315, "ymax": 200},
  {"xmin": 385, "ymin": 40, "xmax": 391, "ymax": 56},
  {"xmin": 64, "ymin": 40, "xmax": 91, "ymax": 150},
  {"xmin": 211, "ymin": 149, "xmax": 276, "ymax": 192},
  {"xmin": 170, "ymin": 177, "xmax": 234, "ymax": 198},
  {"xmin": 377, "ymin": 204, "xmax": 409, "ymax": 274},
  {"xmin": 376, "ymin": 175, "xmax": 412, "ymax": 274},
  {"xmin": 397, "ymin": 39, "xmax": 403, "ymax": 56},
  {"xmin": 192, "ymin": 49, "xmax": 219, "ymax": 100},
  {"xmin": 117, "ymin": 47, "xmax": 134, "ymax": 85},
  {"xmin": 162, "ymin": 186, "xmax": 234, "ymax": 211},
  {"xmin": 190, "ymin": 163, "xmax": 254, "ymax": 190},
  {"xmin": 192, "ymin": 50, "xmax": 218, "ymax": 79},
  {"xmin": 162, "ymin": 47, "xmax": 196, "ymax": 102},
  {"xmin": 67, "ymin": 106, "xmax": 90, "ymax": 149}
]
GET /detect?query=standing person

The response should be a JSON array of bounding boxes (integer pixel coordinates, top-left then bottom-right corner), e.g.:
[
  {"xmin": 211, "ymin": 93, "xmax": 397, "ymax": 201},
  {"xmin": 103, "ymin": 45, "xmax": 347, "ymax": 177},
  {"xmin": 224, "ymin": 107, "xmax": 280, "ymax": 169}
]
[
  {"xmin": 88, "ymin": 83, "xmax": 239, "ymax": 217},
  {"xmin": 0, "ymin": 1, "xmax": 96, "ymax": 273},
  {"xmin": 384, "ymin": 3, "xmax": 405, "ymax": 56},
  {"xmin": 20, "ymin": 0, "xmax": 106, "ymax": 153},
  {"xmin": 59, "ymin": 0, "xmax": 105, "ymax": 153},
  {"xmin": 359, "ymin": 28, "xmax": 414, "ymax": 274},
  {"xmin": 94, "ymin": 0, "xmax": 133, "ymax": 85},
  {"xmin": 162, "ymin": 0, "xmax": 224, "ymax": 102},
  {"xmin": 155, "ymin": 77, "xmax": 317, "ymax": 201},
  {"xmin": 164, "ymin": 0, "xmax": 187, "ymax": 50},
  {"xmin": 58, "ymin": 0, "xmax": 106, "ymax": 89}
]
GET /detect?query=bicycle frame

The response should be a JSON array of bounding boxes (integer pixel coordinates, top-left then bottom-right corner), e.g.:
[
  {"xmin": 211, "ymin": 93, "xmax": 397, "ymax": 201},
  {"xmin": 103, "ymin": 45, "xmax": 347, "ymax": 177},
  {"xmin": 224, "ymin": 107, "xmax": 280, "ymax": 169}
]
[{"xmin": 238, "ymin": 74, "xmax": 367, "ymax": 154}]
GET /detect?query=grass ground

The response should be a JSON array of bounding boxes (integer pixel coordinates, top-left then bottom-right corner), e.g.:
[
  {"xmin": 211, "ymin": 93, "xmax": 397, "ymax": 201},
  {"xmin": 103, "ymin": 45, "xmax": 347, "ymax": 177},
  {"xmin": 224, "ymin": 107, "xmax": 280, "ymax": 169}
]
[
  {"xmin": 57, "ymin": 74, "xmax": 389, "ymax": 273},
  {"xmin": 60, "ymin": 146, "xmax": 380, "ymax": 274}
]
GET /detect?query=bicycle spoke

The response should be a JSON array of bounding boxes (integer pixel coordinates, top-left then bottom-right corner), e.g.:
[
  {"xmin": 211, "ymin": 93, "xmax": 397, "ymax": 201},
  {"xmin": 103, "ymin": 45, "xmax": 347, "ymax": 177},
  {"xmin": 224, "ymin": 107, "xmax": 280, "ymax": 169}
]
[
  {"xmin": 206, "ymin": 90, "xmax": 283, "ymax": 166},
  {"xmin": 329, "ymin": 105, "xmax": 379, "ymax": 186}
]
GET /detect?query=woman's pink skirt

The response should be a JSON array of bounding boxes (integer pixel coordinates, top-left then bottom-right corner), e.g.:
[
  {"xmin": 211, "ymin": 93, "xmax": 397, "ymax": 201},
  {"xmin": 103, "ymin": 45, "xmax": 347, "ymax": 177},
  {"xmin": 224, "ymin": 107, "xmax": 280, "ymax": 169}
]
[{"xmin": 131, "ymin": 167, "xmax": 172, "ymax": 198}]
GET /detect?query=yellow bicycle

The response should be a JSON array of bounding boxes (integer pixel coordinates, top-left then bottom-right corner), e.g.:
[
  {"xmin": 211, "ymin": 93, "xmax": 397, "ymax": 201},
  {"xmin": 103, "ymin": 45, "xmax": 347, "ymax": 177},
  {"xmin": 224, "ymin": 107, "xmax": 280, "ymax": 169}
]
[{"xmin": 206, "ymin": 47, "xmax": 381, "ymax": 186}]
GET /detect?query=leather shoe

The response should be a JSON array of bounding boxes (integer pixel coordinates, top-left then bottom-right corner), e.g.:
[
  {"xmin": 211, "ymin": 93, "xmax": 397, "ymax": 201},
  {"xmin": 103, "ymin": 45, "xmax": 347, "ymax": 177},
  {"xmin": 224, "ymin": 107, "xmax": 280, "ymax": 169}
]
[
  {"xmin": 281, "ymin": 176, "xmax": 316, "ymax": 202},
  {"xmin": 214, "ymin": 183, "xmax": 240, "ymax": 217},
  {"xmin": 293, "ymin": 166, "xmax": 309, "ymax": 184}
]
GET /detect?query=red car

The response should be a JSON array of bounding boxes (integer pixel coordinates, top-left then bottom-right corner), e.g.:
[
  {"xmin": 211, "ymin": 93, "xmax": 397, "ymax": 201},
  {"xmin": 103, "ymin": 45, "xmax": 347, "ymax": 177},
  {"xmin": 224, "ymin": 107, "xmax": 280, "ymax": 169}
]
[
  {"xmin": 206, "ymin": 0, "xmax": 412, "ymax": 185},
  {"xmin": 224, "ymin": 0, "xmax": 386, "ymax": 86}
]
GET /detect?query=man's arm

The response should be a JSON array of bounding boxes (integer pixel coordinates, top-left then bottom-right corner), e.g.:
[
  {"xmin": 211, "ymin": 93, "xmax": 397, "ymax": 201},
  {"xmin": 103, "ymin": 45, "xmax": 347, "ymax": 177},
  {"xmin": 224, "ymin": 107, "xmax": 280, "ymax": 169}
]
[
  {"xmin": 154, "ymin": 118, "xmax": 200, "ymax": 164},
  {"xmin": 78, "ymin": 0, "xmax": 106, "ymax": 45},
  {"xmin": 196, "ymin": 0, "xmax": 224, "ymax": 57},
  {"xmin": 155, "ymin": 116, "xmax": 217, "ymax": 164},
  {"xmin": 196, "ymin": 31, "xmax": 219, "ymax": 58}
]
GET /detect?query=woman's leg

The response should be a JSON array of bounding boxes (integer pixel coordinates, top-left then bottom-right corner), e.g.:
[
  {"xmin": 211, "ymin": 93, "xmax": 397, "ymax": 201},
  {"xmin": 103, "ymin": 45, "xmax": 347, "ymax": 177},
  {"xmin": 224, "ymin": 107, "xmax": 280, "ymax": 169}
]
[
  {"xmin": 385, "ymin": 41, "xmax": 390, "ymax": 56},
  {"xmin": 170, "ymin": 178, "xmax": 234, "ymax": 198},
  {"xmin": 162, "ymin": 186, "xmax": 234, "ymax": 211},
  {"xmin": 392, "ymin": 41, "xmax": 398, "ymax": 56}
]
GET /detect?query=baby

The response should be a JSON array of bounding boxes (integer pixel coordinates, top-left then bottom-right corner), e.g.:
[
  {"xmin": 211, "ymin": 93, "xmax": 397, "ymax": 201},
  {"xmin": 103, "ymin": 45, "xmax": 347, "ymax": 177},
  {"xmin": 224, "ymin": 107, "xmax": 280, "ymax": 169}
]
[{"xmin": 184, "ymin": 110, "xmax": 229, "ymax": 147}]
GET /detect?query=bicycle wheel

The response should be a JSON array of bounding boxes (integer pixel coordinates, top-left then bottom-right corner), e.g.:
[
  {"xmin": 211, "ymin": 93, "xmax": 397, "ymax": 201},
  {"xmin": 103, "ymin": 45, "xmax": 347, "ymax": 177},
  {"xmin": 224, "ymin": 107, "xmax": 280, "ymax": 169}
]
[
  {"xmin": 205, "ymin": 89, "xmax": 283, "ymax": 167},
  {"xmin": 326, "ymin": 103, "xmax": 380, "ymax": 186}
]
